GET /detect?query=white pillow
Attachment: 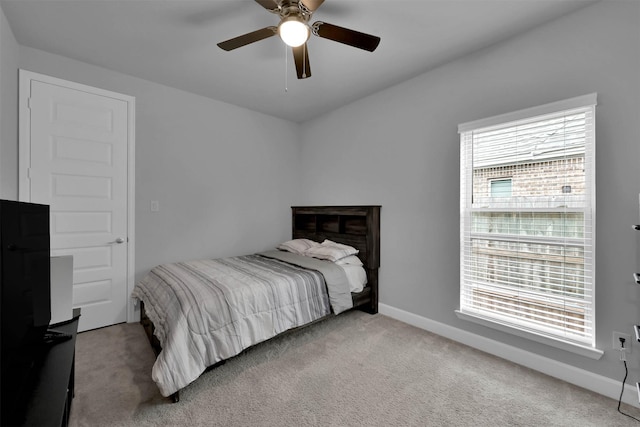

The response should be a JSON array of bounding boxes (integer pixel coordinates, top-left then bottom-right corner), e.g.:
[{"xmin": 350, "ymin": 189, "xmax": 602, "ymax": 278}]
[
  {"xmin": 335, "ymin": 255, "xmax": 363, "ymax": 266},
  {"xmin": 340, "ymin": 264, "xmax": 368, "ymax": 293},
  {"xmin": 304, "ymin": 240, "xmax": 359, "ymax": 262},
  {"xmin": 321, "ymin": 239, "xmax": 356, "ymax": 249},
  {"xmin": 277, "ymin": 238, "xmax": 319, "ymax": 255}
]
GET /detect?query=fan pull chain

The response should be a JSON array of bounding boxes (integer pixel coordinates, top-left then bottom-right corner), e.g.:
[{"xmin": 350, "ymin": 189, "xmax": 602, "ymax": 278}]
[
  {"xmin": 302, "ymin": 43, "xmax": 307, "ymax": 79},
  {"xmin": 284, "ymin": 43, "xmax": 288, "ymax": 92}
]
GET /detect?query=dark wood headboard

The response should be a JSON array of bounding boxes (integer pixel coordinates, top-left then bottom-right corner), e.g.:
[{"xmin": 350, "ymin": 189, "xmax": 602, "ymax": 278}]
[{"xmin": 291, "ymin": 206, "xmax": 380, "ymax": 314}]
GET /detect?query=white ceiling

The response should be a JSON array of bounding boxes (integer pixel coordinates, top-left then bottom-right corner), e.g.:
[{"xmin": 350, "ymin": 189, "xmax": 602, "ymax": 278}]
[{"xmin": 1, "ymin": 0, "xmax": 598, "ymax": 123}]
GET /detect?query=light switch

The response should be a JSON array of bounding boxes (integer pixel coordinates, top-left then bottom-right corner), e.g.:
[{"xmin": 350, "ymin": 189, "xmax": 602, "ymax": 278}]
[{"xmin": 150, "ymin": 200, "xmax": 159, "ymax": 212}]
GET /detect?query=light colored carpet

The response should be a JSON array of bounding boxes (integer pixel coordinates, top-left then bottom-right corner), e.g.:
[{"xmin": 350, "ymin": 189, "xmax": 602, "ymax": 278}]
[{"xmin": 69, "ymin": 310, "xmax": 640, "ymax": 426}]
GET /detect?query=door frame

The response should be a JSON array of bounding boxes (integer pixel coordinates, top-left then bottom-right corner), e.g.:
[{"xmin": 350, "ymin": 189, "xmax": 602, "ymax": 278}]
[{"xmin": 18, "ymin": 69, "xmax": 137, "ymax": 324}]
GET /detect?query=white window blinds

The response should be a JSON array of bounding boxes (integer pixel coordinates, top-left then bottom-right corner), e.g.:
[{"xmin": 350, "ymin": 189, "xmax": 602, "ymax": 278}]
[{"xmin": 459, "ymin": 94, "xmax": 596, "ymax": 348}]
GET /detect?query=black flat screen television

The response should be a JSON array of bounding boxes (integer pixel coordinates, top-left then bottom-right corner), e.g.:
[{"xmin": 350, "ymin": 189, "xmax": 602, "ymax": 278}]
[{"xmin": 0, "ymin": 199, "xmax": 51, "ymax": 425}]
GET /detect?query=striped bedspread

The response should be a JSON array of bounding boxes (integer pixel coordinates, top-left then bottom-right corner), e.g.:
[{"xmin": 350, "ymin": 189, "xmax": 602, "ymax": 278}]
[{"xmin": 132, "ymin": 253, "xmax": 348, "ymax": 397}]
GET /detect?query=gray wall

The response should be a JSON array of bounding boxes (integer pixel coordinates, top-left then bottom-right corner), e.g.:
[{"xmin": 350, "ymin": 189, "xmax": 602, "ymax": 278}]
[
  {"xmin": 299, "ymin": 0, "xmax": 640, "ymax": 383},
  {"xmin": 0, "ymin": 5, "xmax": 18, "ymax": 199},
  {"xmin": 2, "ymin": 41, "xmax": 302, "ymax": 281}
]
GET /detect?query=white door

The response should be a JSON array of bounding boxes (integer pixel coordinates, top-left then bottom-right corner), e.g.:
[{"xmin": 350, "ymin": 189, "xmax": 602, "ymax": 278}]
[{"xmin": 19, "ymin": 70, "xmax": 135, "ymax": 332}]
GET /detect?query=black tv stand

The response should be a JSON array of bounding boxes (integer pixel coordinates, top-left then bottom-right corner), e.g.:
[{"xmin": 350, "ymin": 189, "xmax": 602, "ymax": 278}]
[
  {"xmin": 20, "ymin": 308, "xmax": 81, "ymax": 427},
  {"xmin": 43, "ymin": 329, "xmax": 73, "ymax": 345}
]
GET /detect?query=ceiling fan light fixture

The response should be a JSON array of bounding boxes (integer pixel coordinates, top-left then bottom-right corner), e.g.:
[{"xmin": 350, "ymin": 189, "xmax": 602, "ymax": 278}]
[{"xmin": 278, "ymin": 16, "xmax": 310, "ymax": 47}]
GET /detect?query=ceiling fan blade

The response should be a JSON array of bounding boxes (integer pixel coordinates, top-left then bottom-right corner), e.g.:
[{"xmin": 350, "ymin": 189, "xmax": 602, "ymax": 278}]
[
  {"xmin": 312, "ymin": 22, "xmax": 380, "ymax": 52},
  {"xmin": 254, "ymin": 0, "xmax": 279, "ymax": 12},
  {"xmin": 217, "ymin": 27, "xmax": 277, "ymax": 51},
  {"xmin": 292, "ymin": 44, "xmax": 311, "ymax": 79},
  {"xmin": 300, "ymin": 0, "xmax": 324, "ymax": 12}
]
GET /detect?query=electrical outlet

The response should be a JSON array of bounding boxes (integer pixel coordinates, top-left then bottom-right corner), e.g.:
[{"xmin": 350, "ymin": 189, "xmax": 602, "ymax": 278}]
[{"xmin": 613, "ymin": 331, "xmax": 631, "ymax": 353}]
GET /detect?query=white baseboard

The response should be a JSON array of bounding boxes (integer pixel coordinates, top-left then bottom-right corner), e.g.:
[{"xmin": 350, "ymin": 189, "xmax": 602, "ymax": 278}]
[{"xmin": 378, "ymin": 303, "xmax": 639, "ymax": 408}]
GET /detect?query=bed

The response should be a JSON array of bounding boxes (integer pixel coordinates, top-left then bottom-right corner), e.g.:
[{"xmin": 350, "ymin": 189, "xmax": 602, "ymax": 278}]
[{"xmin": 132, "ymin": 205, "xmax": 380, "ymax": 402}]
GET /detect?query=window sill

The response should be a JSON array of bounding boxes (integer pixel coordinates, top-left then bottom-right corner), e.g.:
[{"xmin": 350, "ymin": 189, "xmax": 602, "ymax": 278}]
[{"xmin": 455, "ymin": 310, "xmax": 604, "ymax": 360}]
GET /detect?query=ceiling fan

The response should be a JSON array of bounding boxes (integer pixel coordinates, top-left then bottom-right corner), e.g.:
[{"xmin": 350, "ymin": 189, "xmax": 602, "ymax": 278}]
[{"xmin": 217, "ymin": 0, "xmax": 381, "ymax": 79}]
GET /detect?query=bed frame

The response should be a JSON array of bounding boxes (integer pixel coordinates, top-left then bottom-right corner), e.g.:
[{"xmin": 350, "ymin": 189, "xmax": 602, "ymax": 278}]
[{"xmin": 140, "ymin": 205, "xmax": 380, "ymax": 402}]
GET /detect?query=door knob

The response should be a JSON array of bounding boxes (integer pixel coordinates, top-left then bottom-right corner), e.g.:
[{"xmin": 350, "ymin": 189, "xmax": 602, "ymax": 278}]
[{"xmin": 109, "ymin": 237, "xmax": 125, "ymax": 244}]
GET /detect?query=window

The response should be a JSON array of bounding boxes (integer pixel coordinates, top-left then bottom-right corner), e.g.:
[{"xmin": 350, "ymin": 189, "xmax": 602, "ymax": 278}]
[
  {"xmin": 490, "ymin": 178, "xmax": 512, "ymax": 198},
  {"xmin": 458, "ymin": 94, "xmax": 597, "ymax": 354}
]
